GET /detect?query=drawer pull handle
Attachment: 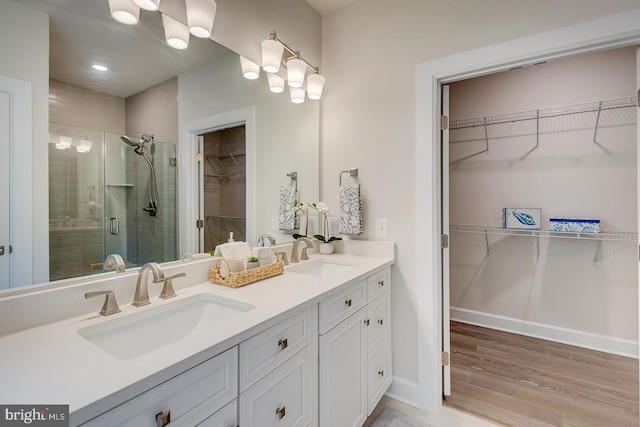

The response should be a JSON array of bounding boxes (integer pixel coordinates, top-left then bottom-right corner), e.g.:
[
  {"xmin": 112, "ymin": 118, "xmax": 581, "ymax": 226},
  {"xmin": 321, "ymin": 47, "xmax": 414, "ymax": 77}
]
[
  {"xmin": 156, "ymin": 410, "xmax": 171, "ymax": 427},
  {"xmin": 278, "ymin": 338, "xmax": 288, "ymax": 350},
  {"xmin": 345, "ymin": 299, "xmax": 352, "ymax": 307},
  {"xmin": 378, "ymin": 319, "xmax": 384, "ymax": 325},
  {"xmin": 276, "ymin": 406, "xmax": 286, "ymax": 419},
  {"xmin": 364, "ymin": 319, "xmax": 370, "ymax": 326},
  {"xmin": 378, "ymin": 370, "xmax": 384, "ymax": 377},
  {"xmin": 378, "ymin": 280, "xmax": 384, "ymax": 287}
]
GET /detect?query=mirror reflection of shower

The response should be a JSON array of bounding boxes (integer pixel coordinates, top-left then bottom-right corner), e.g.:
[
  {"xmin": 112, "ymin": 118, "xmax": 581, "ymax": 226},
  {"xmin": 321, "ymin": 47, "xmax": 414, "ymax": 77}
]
[{"xmin": 121, "ymin": 134, "xmax": 159, "ymax": 216}]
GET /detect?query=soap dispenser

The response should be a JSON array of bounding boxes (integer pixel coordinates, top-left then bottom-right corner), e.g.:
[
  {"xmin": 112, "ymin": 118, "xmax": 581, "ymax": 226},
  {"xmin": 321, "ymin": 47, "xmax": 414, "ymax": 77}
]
[{"xmin": 227, "ymin": 232, "xmax": 234, "ymax": 243}]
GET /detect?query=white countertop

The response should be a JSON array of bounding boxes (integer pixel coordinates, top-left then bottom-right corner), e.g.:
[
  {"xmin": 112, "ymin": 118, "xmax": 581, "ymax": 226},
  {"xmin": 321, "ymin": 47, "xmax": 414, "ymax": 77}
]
[{"xmin": 0, "ymin": 250, "xmax": 394, "ymax": 426}]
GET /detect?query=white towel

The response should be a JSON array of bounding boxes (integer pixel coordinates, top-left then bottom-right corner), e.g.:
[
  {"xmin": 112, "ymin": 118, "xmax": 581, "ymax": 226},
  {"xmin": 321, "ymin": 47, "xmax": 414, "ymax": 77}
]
[
  {"xmin": 213, "ymin": 241, "xmax": 251, "ymax": 260},
  {"xmin": 279, "ymin": 186, "xmax": 296, "ymax": 230},
  {"xmin": 339, "ymin": 184, "xmax": 363, "ymax": 235}
]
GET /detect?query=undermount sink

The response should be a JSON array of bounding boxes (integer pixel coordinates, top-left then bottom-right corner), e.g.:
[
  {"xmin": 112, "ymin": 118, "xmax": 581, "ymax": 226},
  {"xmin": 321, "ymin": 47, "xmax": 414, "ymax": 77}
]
[
  {"xmin": 78, "ymin": 293, "xmax": 255, "ymax": 360},
  {"xmin": 286, "ymin": 259, "xmax": 356, "ymax": 277}
]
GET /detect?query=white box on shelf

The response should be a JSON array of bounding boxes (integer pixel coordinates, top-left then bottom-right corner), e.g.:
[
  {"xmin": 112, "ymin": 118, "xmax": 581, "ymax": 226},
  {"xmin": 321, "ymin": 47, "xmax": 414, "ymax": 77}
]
[
  {"xmin": 503, "ymin": 208, "xmax": 541, "ymax": 230},
  {"xmin": 549, "ymin": 218, "xmax": 600, "ymax": 233}
]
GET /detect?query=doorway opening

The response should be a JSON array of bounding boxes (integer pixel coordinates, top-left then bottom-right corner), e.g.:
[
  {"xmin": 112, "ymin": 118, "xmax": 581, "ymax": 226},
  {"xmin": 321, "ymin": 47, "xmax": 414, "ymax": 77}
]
[{"xmin": 200, "ymin": 125, "xmax": 246, "ymax": 252}]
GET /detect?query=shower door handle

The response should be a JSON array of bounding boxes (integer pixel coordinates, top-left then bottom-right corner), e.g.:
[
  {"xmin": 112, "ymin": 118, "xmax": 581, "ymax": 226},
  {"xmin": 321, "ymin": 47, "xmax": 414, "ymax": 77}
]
[{"xmin": 110, "ymin": 217, "xmax": 119, "ymax": 235}]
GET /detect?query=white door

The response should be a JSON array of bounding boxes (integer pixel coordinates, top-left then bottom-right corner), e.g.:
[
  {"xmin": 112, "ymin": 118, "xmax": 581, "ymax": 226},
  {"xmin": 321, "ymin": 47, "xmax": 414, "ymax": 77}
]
[
  {"xmin": 0, "ymin": 90, "xmax": 10, "ymax": 288},
  {"xmin": 441, "ymin": 84, "xmax": 451, "ymax": 396}
]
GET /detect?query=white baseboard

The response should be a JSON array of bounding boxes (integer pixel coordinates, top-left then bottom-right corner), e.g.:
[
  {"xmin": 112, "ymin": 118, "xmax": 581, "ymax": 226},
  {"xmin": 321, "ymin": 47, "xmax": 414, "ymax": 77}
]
[
  {"xmin": 451, "ymin": 307, "xmax": 639, "ymax": 359},
  {"xmin": 386, "ymin": 376, "xmax": 419, "ymax": 408}
]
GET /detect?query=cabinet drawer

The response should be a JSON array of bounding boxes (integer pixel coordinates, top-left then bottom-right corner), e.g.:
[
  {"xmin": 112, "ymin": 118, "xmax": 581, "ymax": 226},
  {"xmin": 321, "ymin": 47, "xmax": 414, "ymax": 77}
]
[
  {"xmin": 240, "ymin": 347, "xmax": 314, "ymax": 427},
  {"xmin": 196, "ymin": 398, "xmax": 237, "ymax": 427},
  {"xmin": 319, "ymin": 280, "xmax": 366, "ymax": 334},
  {"xmin": 81, "ymin": 347, "xmax": 238, "ymax": 427},
  {"xmin": 240, "ymin": 307, "xmax": 313, "ymax": 391},
  {"xmin": 367, "ymin": 268, "xmax": 390, "ymax": 302},
  {"xmin": 367, "ymin": 342, "xmax": 392, "ymax": 415},
  {"xmin": 367, "ymin": 291, "xmax": 390, "ymax": 350}
]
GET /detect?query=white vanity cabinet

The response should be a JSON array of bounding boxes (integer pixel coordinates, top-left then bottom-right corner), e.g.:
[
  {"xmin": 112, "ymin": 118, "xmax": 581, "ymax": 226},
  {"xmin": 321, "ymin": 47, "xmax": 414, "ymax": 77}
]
[
  {"xmin": 80, "ymin": 346, "xmax": 238, "ymax": 427},
  {"xmin": 239, "ymin": 307, "xmax": 318, "ymax": 427},
  {"xmin": 318, "ymin": 267, "xmax": 391, "ymax": 427}
]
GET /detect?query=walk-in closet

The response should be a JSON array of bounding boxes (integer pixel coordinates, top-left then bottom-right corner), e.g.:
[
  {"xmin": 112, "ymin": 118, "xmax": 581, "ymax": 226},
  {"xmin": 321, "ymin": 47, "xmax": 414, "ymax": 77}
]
[
  {"xmin": 444, "ymin": 45, "xmax": 639, "ymax": 425},
  {"xmin": 201, "ymin": 125, "xmax": 246, "ymax": 252}
]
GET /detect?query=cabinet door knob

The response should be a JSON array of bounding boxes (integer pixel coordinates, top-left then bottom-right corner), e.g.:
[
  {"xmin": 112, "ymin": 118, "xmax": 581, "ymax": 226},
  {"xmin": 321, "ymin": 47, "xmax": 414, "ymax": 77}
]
[
  {"xmin": 156, "ymin": 410, "xmax": 171, "ymax": 427},
  {"xmin": 378, "ymin": 280, "xmax": 384, "ymax": 287},
  {"xmin": 276, "ymin": 406, "xmax": 286, "ymax": 419},
  {"xmin": 378, "ymin": 319, "xmax": 384, "ymax": 325},
  {"xmin": 278, "ymin": 338, "xmax": 288, "ymax": 350},
  {"xmin": 378, "ymin": 370, "xmax": 384, "ymax": 377},
  {"xmin": 345, "ymin": 299, "xmax": 352, "ymax": 307},
  {"xmin": 364, "ymin": 319, "xmax": 370, "ymax": 326}
]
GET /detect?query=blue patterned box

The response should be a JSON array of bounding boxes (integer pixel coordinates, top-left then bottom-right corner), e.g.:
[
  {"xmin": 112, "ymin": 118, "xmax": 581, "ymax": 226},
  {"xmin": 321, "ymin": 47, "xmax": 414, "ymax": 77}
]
[
  {"xmin": 503, "ymin": 208, "xmax": 541, "ymax": 230},
  {"xmin": 549, "ymin": 218, "xmax": 600, "ymax": 233}
]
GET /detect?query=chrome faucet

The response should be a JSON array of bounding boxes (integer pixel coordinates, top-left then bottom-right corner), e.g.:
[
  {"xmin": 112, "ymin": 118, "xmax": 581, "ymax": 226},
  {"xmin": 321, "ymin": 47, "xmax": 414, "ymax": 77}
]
[
  {"xmin": 103, "ymin": 253, "xmax": 125, "ymax": 273},
  {"xmin": 258, "ymin": 233, "xmax": 276, "ymax": 247},
  {"xmin": 290, "ymin": 237, "xmax": 312, "ymax": 263},
  {"xmin": 132, "ymin": 262, "xmax": 165, "ymax": 307}
]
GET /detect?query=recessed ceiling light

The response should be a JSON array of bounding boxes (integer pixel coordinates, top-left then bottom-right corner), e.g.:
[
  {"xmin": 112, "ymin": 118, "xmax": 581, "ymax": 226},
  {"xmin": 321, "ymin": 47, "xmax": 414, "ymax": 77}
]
[{"xmin": 92, "ymin": 64, "xmax": 108, "ymax": 72}]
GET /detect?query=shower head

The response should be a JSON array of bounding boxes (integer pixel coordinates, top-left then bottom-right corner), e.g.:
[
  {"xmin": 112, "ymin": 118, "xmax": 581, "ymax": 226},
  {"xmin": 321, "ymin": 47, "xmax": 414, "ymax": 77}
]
[{"xmin": 121, "ymin": 135, "xmax": 141, "ymax": 148}]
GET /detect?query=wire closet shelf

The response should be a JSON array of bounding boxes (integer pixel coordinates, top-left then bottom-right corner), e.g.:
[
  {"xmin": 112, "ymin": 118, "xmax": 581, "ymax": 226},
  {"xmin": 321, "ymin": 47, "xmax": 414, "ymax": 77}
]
[
  {"xmin": 450, "ymin": 224, "xmax": 638, "ymax": 242},
  {"xmin": 449, "ymin": 96, "xmax": 637, "ymax": 130}
]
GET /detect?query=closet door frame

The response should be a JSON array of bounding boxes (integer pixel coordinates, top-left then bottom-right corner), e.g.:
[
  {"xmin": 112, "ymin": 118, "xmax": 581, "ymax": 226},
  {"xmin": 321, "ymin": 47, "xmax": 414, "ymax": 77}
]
[{"xmin": 415, "ymin": 10, "xmax": 640, "ymax": 412}]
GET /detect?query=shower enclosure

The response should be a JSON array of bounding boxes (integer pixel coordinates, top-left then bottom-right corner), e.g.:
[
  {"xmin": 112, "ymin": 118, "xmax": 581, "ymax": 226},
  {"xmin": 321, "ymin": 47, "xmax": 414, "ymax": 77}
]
[{"xmin": 49, "ymin": 123, "xmax": 177, "ymax": 281}]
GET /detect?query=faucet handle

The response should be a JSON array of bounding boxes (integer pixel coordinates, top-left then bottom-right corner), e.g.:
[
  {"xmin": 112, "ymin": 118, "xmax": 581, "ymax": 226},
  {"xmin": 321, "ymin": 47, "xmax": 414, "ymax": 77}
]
[
  {"xmin": 159, "ymin": 273, "xmax": 186, "ymax": 299},
  {"xmin": 274, "ymin": 251, "xmax": 289, "ymax": 265},
  {"xmin": 85, "ymin": 290, "xmax": 121, "ymax": 316}
]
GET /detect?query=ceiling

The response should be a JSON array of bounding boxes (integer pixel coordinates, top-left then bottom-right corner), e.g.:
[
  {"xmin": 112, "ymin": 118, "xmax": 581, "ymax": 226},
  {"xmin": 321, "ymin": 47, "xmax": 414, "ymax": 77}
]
[
  {"xmin": 306, "ymin": 0, "xmax": 359, "ymax": 15},
  {"xmin": 15, "ymin": 0, "xmax": 228, "ymax": 98}
]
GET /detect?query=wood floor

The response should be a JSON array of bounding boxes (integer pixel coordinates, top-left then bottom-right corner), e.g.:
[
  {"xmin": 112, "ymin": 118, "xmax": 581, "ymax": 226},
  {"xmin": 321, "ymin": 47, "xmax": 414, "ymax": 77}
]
[{"xmin": 444, "ymin": 321, "xmax": 639, "ymax": 427}]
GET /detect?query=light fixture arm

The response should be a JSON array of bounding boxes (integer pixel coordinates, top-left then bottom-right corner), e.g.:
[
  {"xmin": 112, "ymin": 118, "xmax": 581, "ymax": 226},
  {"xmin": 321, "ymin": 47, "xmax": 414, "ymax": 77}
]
[{"xmin": 269, "ymin": 31, "xmax": 320, "ymax": 74}]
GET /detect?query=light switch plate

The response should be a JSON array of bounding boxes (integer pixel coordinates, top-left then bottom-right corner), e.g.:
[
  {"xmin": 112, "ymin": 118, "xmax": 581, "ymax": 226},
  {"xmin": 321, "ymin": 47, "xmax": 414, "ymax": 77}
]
[
  {"xmin": 376, "ymin": 219, "xmax": 388, "ymax": 238},
  {"xmin": 307, "ymin": 216, "xmax": 319, "ymax": 235},
  {"xmin": 271, "ymin": 215, "xmax": 279, "ymax": 230}
]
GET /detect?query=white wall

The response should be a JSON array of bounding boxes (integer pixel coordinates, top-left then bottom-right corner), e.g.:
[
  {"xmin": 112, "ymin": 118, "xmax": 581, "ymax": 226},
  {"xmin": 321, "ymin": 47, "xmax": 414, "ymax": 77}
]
[
  {"xmin": 0, "ymin": 0, "xmax": 49, "ymax": 283},
  {"xmin": 320, "ymin": 0, "xmax": 640, "ymax": 405},
  {"xmin": 448, "ymin": 46, "xmax": 638, "ymax": 353}
]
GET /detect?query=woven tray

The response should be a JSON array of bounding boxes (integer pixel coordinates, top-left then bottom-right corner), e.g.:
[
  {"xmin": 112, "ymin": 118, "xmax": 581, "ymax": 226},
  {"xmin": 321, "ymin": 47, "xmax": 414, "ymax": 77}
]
[{"xmin": 209, "ymin": 259, "xmax": 284, "ymax": 288}]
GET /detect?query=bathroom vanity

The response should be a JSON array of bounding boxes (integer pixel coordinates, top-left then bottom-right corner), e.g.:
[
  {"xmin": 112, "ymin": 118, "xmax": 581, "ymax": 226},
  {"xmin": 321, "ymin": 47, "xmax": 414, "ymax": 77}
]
[{"xmin": 0, "ymin": 241, "xmax": 394, "ymax": 427}]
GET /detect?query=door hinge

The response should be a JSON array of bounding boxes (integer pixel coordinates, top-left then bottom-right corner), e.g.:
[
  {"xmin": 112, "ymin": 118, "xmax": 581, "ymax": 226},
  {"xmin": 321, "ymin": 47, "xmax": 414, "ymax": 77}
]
[
  {"xmin": 169, "ymin": 157, "xmax": 177, "ymax": 167},
  {"xmin": 441, "ymin": 234, "xmax": 449, "ymax": 249},
  {"xmin": 441, "ymin": 115, "xmax": 449, "ymax": 130},
  {"xmin": 196, "ymin": 152, "xmax": 204, "ymax": 162},
  {"xmin": 442, "ymin": 351, "xmax": 450, "ymax": 366},
  {"xmin": 196, "ymin": 219, "xmax": 204, "ymax": 229}
]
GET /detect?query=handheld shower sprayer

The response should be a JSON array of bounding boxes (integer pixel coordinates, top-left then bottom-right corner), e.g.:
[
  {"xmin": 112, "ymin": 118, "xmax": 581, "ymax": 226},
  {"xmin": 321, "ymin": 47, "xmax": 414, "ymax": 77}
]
[{"xmin": 120, "ymin": 134, "xmax": 159, "ymax": 216}]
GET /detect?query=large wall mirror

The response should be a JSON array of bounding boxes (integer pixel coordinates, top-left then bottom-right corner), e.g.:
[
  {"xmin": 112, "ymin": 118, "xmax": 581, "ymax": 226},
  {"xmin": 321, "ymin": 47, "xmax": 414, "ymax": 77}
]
[{"xmin": 3, "ymin": 0, "xmax": 319, "ymax": 291}]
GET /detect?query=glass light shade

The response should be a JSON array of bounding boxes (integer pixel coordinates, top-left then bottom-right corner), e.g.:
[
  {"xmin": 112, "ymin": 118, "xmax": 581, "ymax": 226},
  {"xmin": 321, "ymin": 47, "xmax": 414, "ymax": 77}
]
[
  {"xmin": 240, "ymin": 57, "xmax": 260, "ymax": 80},
  {"xmin": 186, "ymin": 0, "xmax": 217, "ymax": 38},
  {"xmin": 289, "ymin": 87, "xmax": 305, "ymax": 104},
  {"xmin": 162, "ymin": 14, "xmax": 189, "ymax": 50},
  {"xmin": 77, "ymin": 139, "xmax": 92, "ymax": 153},
  {"xmin": 132, "ymin": 0, "xmax": 159, "ymax": 11},
  {"xmin": 267, "ymin": 73, "xmax": 285, "ymax": 93},
  {"xmin": 306, "ymin": 73, "xmax": 325, "ymax": 100},
  {"xmin": 261, "ymin": 39, "xmax": 284, "ymax": 73},
  {"xmin": 108, "ymin": 0, "xmax": 140, "ymax": 25},
  {"xmin": 286, "ymin": 57, "xmax": 306, "ymax": 88},
  {"xmin": 56, "ymin": 136, "xmax": 72, "ymax": 150}
]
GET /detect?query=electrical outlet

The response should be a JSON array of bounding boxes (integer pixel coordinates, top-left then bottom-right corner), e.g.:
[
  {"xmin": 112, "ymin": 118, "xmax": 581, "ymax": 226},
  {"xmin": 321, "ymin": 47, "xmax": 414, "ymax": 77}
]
[
  {"xmin": 327, "ymin": 217, "xmax": 339, "ymax": 237},
  {"xmin": 307, "ymin": 216, "xmax": 319, "ymax": 235},
  {"xmin": 376, "ymin": 219, "xmax": 388, "ymax": 238},
  {"xmin": 271, "ymin": 215, "xmax": 279, "ymax": 230}
]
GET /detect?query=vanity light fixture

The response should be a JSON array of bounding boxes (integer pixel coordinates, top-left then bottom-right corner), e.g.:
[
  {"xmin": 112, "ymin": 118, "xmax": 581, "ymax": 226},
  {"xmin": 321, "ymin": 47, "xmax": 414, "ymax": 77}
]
[
  {"xmin": 108, "ymin": 0, "xmax": 140, "ymax": 25},
  {"xmin": 260, "ymin": 31, "xmax": 325, "ymax": 101},
  {"xmin": 289, "ymin": 87, "xmax": 305, "ymax": 104},
  {"xmin": 240, "ymin": 57, "xmax": 260, "ymax": 80},
  {"xmin": 77, "ymin": 139, "xmax": 93, "ymax": 153},
  {"xmin": 186, "ymin": 0, "xmax": 217, "ymax": 38},
  {"xmin": 162, "ymin": 13, "xmax": 190, "ymax": 50},
  {"xmin": 132, "ymin": 0, "xmax": 160, "ymax": 11},
  {"xmin": 56, "ymin": 136, "xmax": 72, "ymax": 150},
  {"xmin": 267, "ymin": 73, "xmax": 285, "ymax": 93}
]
